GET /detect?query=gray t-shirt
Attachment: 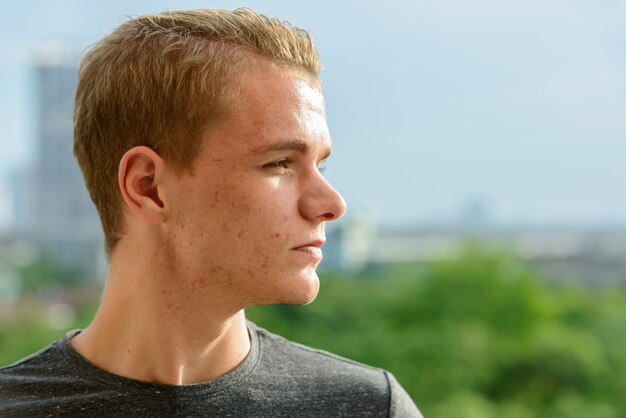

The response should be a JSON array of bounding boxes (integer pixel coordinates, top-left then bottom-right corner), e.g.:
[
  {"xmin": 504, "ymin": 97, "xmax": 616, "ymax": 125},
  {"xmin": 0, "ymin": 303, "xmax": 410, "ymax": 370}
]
[{"xmin": 0, "ymin": 322, "xmax": 422, "ymax": 417}]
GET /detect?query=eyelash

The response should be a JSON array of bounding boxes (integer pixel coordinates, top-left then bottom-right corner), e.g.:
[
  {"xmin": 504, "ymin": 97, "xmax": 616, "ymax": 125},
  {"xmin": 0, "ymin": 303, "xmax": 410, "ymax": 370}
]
[
  {"xmin": 264, "ymin": 158, "xmax": 292, "ymax": 170},
  {"xmin": 263, "ymin": 158, "xmax": 328, "ymax": 174}
]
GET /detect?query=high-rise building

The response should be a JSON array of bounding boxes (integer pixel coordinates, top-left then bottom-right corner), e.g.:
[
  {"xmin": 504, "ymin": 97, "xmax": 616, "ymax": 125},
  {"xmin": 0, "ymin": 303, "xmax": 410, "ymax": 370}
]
[{"xmin": 13, "ymin": 44, "xmax": 104, "ymax": 275}]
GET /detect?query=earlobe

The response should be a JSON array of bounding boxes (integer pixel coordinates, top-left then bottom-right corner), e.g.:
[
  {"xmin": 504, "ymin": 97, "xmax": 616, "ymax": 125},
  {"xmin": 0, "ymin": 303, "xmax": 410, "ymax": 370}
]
[{"xmin": 118, "ymin": 146, "xmax": 168, "ymax": 224}]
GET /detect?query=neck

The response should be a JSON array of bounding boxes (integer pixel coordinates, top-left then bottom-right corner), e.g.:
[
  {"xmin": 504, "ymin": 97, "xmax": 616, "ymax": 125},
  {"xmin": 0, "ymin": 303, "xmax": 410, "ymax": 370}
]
[{"xmin": 71, "ymin": 243, "xmax": 251, "ymax": 385}]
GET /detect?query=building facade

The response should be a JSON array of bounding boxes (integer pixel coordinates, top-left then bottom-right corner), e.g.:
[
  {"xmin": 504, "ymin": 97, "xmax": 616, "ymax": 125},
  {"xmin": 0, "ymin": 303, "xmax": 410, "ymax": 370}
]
[{"xmin": 11, "ymin": 45, "xmax": 104, "ymax": 276}]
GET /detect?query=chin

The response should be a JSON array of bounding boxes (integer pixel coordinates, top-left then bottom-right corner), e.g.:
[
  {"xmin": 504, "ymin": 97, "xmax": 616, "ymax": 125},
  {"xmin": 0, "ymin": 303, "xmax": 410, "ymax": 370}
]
[
  {"xmin": 241, "ymin": 264, "xmax": 322, "ymax": 308},
  {"xmin": 295, "ymin": 279, "xmax": 320, "ymax": 305},
  {"xmin": 269, "ymin": 269, "xmax": 321, "ymax": 306}
]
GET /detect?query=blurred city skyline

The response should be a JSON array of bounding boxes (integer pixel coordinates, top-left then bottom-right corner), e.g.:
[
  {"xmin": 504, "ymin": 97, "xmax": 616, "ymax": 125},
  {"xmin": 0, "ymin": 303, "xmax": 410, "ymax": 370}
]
[{"xmin": 1, "ymin": 0, "xmax": 626, "ymax": 233}]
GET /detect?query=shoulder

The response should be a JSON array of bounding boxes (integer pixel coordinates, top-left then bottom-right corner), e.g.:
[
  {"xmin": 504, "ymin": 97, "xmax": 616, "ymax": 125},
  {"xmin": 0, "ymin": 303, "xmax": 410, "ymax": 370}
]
[
  {"xmin": 0, "ymin": 339, "xmax": 66, "ymax": 410},
  {"xmin": 0, "ymin": 333, "xmax": 85, "ymax": 396},
  {"xmin": 249, "ymin": 322, "xmax": 423, "ymax": 417},
  {"xmin": 0, "ymin": 340, "xmax": 62, "ymax": 379},
  {"xmin": 252, "ymin": 322, "xmax": 387, "ymax": 381}
]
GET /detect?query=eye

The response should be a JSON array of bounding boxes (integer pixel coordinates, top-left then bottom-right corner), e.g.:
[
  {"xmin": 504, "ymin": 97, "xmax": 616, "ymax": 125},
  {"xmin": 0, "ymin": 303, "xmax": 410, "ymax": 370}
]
[
  {"xmin": 263, "ymin": 158, "xmax": 292, "ymax": 170},
  {"xmin": 318, "ymin": 158, "xmax": 329, "ymax": 175}
]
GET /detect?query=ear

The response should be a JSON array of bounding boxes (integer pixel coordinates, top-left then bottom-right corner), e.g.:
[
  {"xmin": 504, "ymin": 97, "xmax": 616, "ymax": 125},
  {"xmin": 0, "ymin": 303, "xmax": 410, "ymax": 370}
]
[{"xmin": 118, "ymin": 146, "xmax": 167, "ymax": 224}]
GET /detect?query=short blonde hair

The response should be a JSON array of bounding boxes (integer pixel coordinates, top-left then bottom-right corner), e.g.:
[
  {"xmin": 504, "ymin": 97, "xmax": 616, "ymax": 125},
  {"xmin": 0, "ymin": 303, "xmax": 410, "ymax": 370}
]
[{"xmin": 73, "ymin": 8, "xmax": 321, "ymax": 257}]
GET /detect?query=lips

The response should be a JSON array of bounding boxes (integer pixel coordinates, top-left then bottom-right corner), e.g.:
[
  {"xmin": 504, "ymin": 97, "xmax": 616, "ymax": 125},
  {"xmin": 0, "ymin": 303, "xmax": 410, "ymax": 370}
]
[{"xmin": 292, "ymin": 240, "xmax": 325, "ymax": 258}]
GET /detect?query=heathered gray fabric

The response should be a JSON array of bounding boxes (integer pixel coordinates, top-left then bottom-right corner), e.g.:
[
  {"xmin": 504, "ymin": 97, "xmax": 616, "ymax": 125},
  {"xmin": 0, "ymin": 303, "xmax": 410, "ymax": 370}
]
[{"xmin": 0, "ymin": 322, "xmax": 422, "ymax": 417}]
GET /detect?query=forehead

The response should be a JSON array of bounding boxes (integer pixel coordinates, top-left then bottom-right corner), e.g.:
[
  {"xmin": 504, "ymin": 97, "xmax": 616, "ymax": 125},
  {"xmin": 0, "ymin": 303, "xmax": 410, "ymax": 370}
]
[
  {"xmin": 201, "ymin": 68, "xmax": 331, "ymax": 157},
  {"xmin": 241, "ymin": 67, "xmax": 324, "ymax": 113}
]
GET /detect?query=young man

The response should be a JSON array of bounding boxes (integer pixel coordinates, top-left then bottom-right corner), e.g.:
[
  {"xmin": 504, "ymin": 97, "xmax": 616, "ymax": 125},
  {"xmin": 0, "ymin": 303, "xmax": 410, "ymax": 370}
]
[{"xmin": 0, "ymin": 8, "xmax": 421, "ymax": 417}]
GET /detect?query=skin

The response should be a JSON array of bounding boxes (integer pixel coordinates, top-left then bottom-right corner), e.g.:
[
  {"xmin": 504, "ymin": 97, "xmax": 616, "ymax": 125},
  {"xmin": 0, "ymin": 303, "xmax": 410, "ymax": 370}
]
[{"xmin": 70, "ymin": 66, "xmax": 346, "ymax": 385}]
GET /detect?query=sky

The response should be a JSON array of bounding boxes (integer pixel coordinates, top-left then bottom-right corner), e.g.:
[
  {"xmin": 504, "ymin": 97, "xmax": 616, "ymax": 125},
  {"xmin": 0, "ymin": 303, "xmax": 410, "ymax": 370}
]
[{"xmin": 1, "ymin": 0, "xmax": 626, "ymax": 231}]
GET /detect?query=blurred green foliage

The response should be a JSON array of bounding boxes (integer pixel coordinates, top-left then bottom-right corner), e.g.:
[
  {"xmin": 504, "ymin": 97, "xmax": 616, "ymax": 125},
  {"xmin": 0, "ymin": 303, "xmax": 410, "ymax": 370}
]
[
  {"xmin": 2, "ymin": 246, "xmax": 625, "ymax": 417},
  {"xmin": 0, "ymin": 305, "xmax": 96, "ymax": 367},
  {"xmin": 19, "ymin": 257, "xmax": 85, "ymax": 293}
]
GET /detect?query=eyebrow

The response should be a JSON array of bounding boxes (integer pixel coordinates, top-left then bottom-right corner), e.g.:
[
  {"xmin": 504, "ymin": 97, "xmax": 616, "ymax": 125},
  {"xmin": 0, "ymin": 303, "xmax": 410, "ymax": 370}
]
[{"xmin": 251, "ymin": 139, "xmax": 332, "ymax": 159}]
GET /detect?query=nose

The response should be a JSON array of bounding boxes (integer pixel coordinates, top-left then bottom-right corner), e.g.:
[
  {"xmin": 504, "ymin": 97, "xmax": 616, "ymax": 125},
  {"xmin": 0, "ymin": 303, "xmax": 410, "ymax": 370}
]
[{"xmin": 299, "ymin": 170, "xmax": 347, "ymax": 223}]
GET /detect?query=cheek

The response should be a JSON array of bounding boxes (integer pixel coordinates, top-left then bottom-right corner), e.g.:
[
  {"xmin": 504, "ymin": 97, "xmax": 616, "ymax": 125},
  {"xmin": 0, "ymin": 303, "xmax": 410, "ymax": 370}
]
[
  {"xmin": 270, "ymin": 219, "xmax": 292, "ymax": 243},
  {"xmin": 193, "ymin": 177, "xmax": 295, "ymax": 256},
  {"xmin": 237, "ymin": 210, "xmax": 293, "ymax": 267}
]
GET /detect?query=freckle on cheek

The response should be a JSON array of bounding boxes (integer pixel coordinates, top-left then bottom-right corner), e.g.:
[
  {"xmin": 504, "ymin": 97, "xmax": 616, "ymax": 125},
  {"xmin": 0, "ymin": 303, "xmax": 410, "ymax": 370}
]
[
  {"xmin": 261, "ymin": 256, "xmax": 270, "ymax": 271},
  {"xmin": 211, "ymin": 191, "xmax": 220, "ymax": 207},
  {"xmin": 273, "ymin": 232, "xmax": 281, "ymax": 239},
  {"xmin": 165, "ymin": 301, "xmax": 181, "ymax": 312},
  {"xmin": 192, "ymin": 276, "xmax": 208, "ymax": 290}
]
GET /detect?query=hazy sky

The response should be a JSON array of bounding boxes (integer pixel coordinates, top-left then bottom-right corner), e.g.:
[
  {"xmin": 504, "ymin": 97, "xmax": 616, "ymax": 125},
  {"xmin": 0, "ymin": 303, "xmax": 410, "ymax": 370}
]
[{"xmin": 1, "ymin": 0, "xmax": 625, "ymax": 230}]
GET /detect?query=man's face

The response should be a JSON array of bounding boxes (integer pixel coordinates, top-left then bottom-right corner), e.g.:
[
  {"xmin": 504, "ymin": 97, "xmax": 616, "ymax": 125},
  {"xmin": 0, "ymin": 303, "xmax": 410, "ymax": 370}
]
[{"xmin": 161, "ymin": 68, "xmax": 346, "ymax": 308}]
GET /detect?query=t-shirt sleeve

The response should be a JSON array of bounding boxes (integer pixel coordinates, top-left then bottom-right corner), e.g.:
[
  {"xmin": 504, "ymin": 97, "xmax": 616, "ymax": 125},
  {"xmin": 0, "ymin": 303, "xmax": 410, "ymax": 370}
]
[{"xmin": 385, "ymin": 371, "xmax": 423, "ymax": 418}]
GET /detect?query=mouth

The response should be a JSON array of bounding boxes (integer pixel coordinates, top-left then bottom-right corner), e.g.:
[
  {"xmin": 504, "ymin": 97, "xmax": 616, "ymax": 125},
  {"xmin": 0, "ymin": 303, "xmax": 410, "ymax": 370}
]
[{"xmin": 291, "ymin": 240, "xmax": 325, "ymax": 259}]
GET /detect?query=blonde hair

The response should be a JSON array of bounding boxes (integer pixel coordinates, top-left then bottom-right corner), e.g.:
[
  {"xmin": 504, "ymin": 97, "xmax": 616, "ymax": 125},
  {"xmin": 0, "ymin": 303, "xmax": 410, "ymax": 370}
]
[{"xmin": 73, "ymin": 8, "xmax": 321, "ymax": 257}]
